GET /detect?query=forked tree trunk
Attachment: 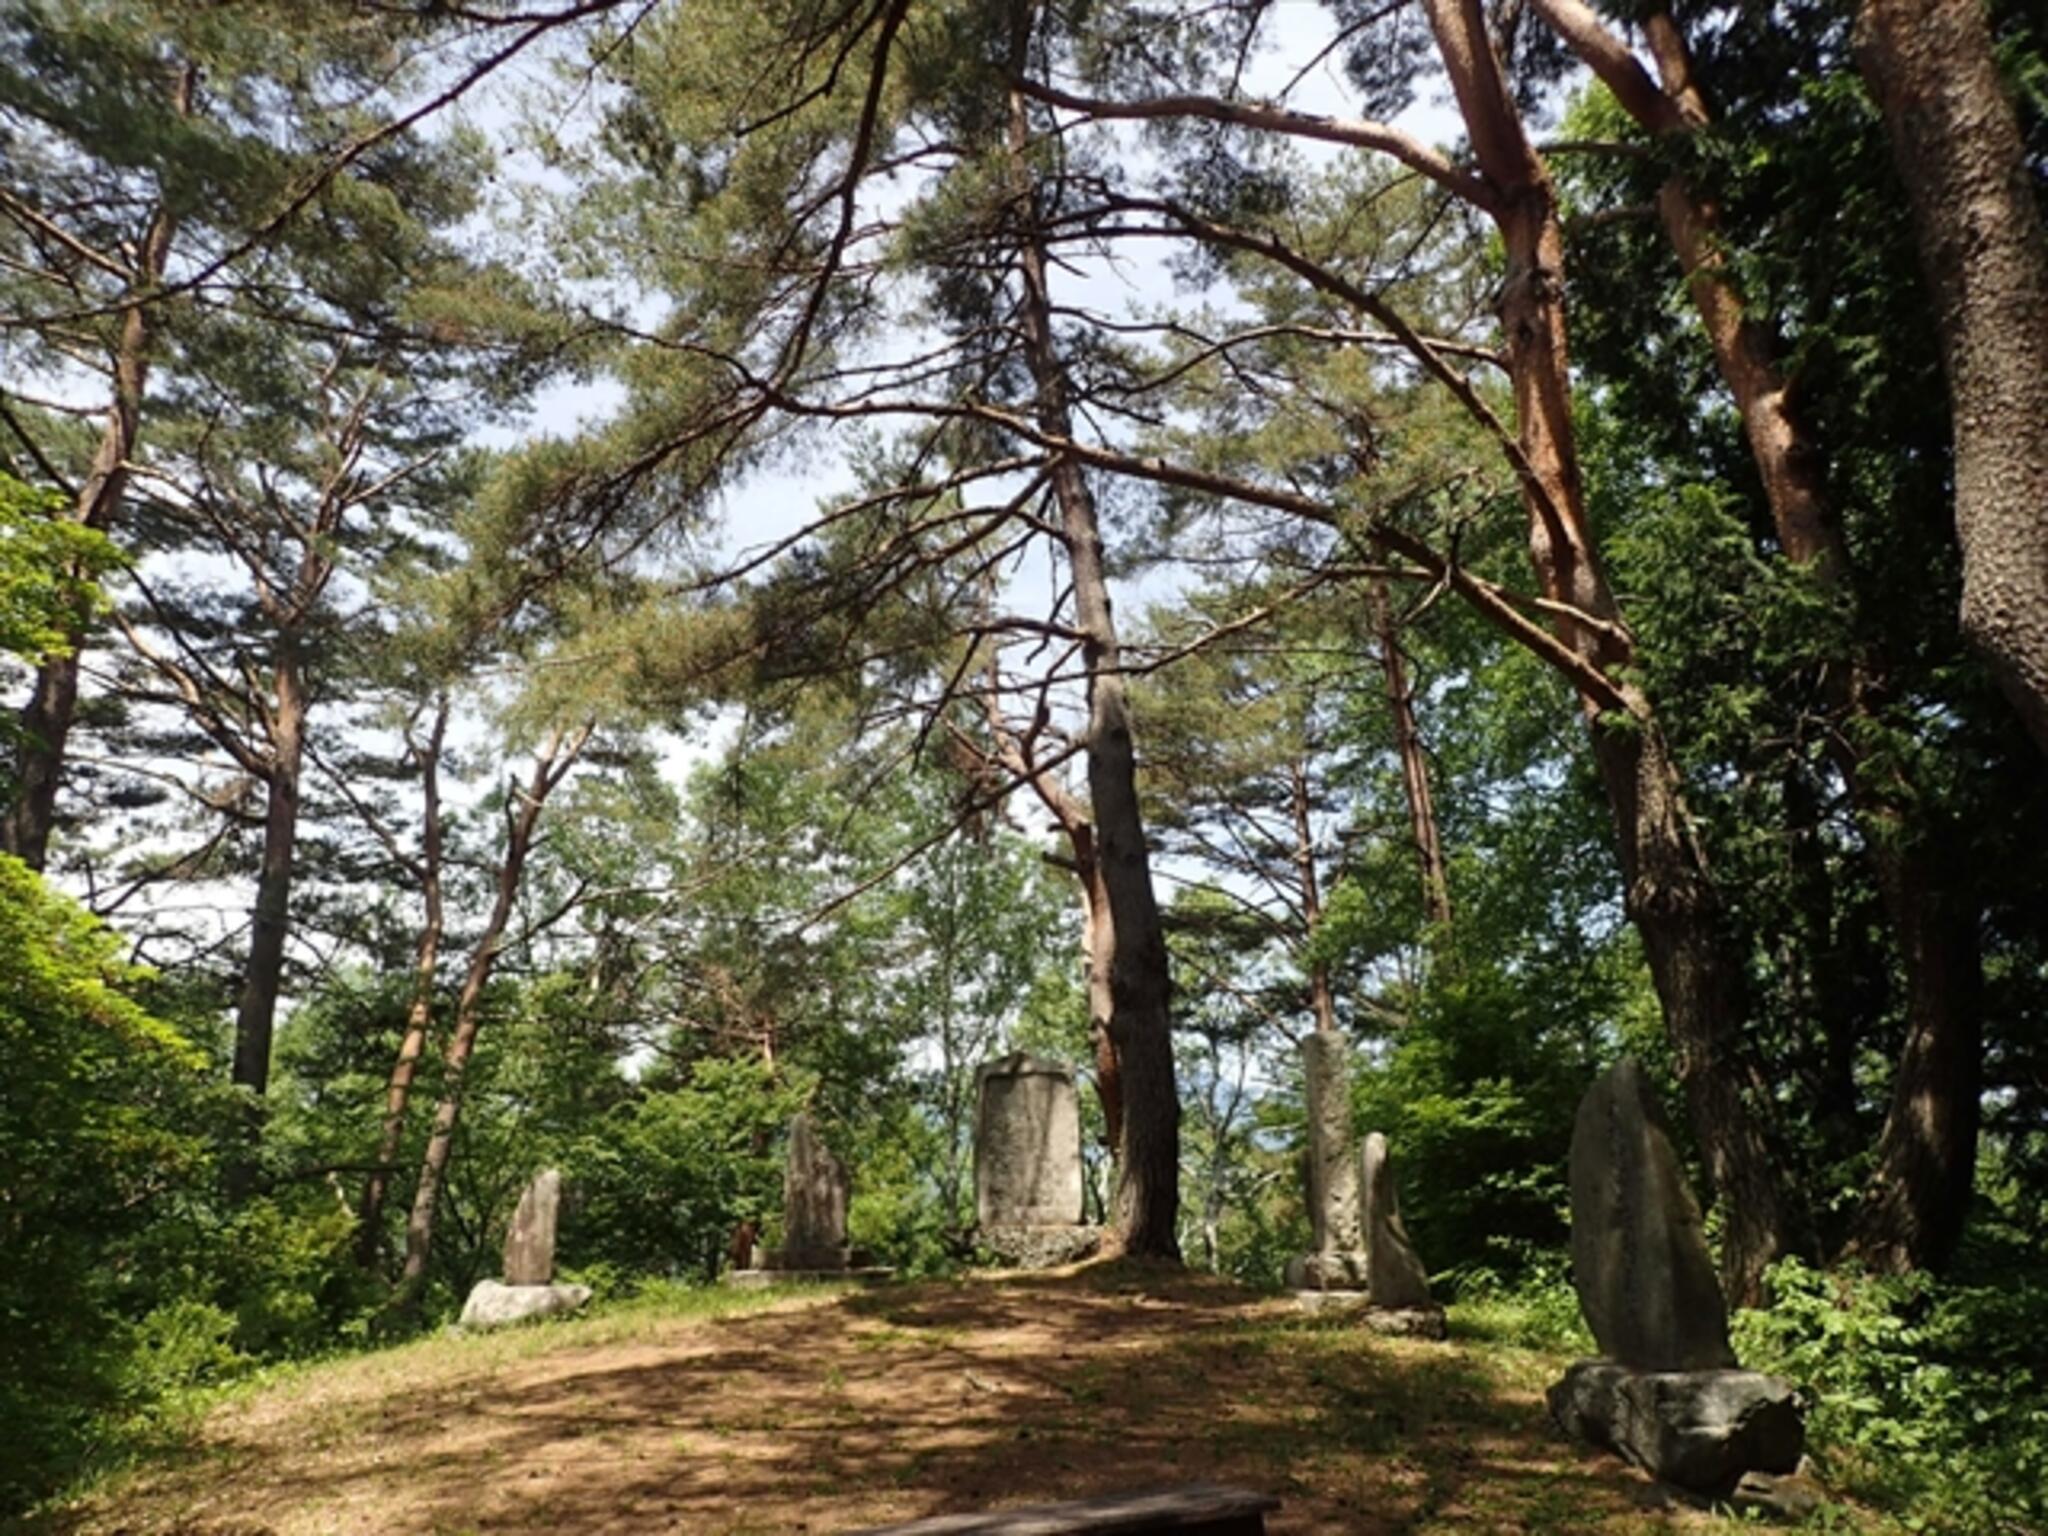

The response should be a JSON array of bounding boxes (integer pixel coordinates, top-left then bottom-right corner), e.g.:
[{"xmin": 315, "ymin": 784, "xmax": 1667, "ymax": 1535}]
[
  {"xmin": 1008, "ymin": 5, "xmax": 1179, "ymax": 1258},
  {"xmin": 1422, "ymin": 0, "xmax": 1798, "ymax": 1302},
  {"xmin": 356, "ymin": 697, "xmax": 450, "ymax": 1270},
  {"xmin": 974, "ymin": 629, "xmax": 1126, "ymax": 1153},
  {"xmin": 1857, "ymin": 0, "xmax": 2048, "ymax": 758},
  {"xmin": 399, "ymin": 725, "xmax": 588, "ymax": 1299}
]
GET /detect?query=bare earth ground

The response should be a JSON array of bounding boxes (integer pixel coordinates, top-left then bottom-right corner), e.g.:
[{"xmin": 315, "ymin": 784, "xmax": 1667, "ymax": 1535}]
[{"xmin": 44, "ymin": 1265, "xmax": 1845, "ymax": 1536}]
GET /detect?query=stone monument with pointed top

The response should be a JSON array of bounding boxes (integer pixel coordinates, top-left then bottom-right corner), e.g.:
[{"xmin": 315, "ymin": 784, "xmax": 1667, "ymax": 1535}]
[
  {"xmin": 1357, "ymin": 1131, "xmax": 1447, "ymax": 1337},
  {"xmin": 1547, "ymin": 1058, "xmax": 1806, "ymax": 1493},
  {"xmin": 725, "ymin": 1113, "xmax": 893, "ymax": 1287},
  {"xmin": 459, "ymin": 1167, "xmax": 591, "ymax": 1329}
]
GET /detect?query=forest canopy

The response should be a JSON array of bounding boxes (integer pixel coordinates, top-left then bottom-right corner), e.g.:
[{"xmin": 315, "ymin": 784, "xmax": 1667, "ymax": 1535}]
[{"xmin": 1, "ymin": 0, "xmax": 2045, "ymax": 1527}]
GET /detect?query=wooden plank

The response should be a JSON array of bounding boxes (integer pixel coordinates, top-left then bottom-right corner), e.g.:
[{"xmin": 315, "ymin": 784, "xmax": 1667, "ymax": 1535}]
[{"xmin": 843, "ymin": 1482, "xmax": 1279, "ymax": 1535}]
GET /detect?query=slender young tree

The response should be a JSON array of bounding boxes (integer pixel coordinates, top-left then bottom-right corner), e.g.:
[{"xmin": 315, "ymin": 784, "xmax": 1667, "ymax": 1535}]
[
  {"xmin": 347, "ymin": 695, "xmax": 451, "ymax": 1268},
  {"xmin": 400, "ymin": 720, "xmax": 593, "ymax": 1299}
]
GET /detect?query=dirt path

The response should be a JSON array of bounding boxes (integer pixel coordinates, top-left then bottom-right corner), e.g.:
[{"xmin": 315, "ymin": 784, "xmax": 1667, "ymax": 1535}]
[{"xmin": 52, "ymin": 1266, "xmax": 1734, "ymax": 1535}]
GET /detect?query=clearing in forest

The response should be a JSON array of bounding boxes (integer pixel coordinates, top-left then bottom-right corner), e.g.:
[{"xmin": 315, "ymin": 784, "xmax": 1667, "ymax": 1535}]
[{"xmin": 46, "ymin": 1265, "xmax": 1841, "ymax": 1536}]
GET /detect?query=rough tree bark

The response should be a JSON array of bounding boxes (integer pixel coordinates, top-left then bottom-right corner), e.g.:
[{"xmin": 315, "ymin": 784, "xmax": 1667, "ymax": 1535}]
[
  {"xmin": 230, "ymin": 636, "xmax": 306, "ymax": 1100},
  {"xmin": 1535, "ymin": 0, "xmax": 1987, "ymax": 1270},
  {"xmin": 1008, "ymin": 2, "xmax": 1178, "ymax": 1258},
  {"xmin": 1423, "ymin": 0, "xmax": 1798, "ymax": 1302},
  {"xmin": 399, "ymin": 723, "xmax": 590, "ymax": 1298},
  {"xmin": 1857, "ymin": 0, "xmax": 2048, "ymax": 758},
  {"xmin": 355, "ymin": 696, "xmax": 451, "ymax": 1270},
  {"xmin": 2, "ymin": 67, "xmax": 191, "ymax": 868},
  {"xmin": 1287, "ymin": 756, "xmax": 1341, "ymax": 1038}
]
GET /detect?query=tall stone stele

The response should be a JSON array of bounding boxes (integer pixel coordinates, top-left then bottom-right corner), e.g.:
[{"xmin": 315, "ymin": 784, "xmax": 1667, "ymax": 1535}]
[
  {"xmin": 503, "ymin": 1166, "xmax": 562, "ymax": 1285},
  {"xmin": 1284, "ymin": 1030, "xmax": 1369, "ymax": 1293},
  {"xmin": 1548, "ymin": 1059, "xmax": 1806, "ymax": 1494},
  {"xmin": 973, "ymin": 1052, "xmax": 1099, "ymax": 1268},
  {"xmin": 777, "ymin": 1111, "xmax": 851, "ymax": 1271},
  {"xmin": 459, "ymin": 1167, "xmax": 592, "ymax": 1330}
]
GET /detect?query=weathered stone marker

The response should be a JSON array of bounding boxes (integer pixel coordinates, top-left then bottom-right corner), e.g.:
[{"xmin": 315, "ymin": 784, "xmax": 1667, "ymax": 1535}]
[
  {"xmin": 1283, "ymin": 1031, "xmax": 1369, "ymax": 1294},
  {"xmin": 502, "ymin": 1166, "xmax": 561, "ymax": 1285},
  {"xmin": 1567, "ymin": 1059, "xmax": 1734, "ymax": 1371},
  {"xmin": 1358, "ymin": 1132, "xmax": 1446, "ymax": 1337},
  {"xmin": 1548, "ymin": 1058, "xmax": 1805, "ymax": 1494},
  {"xmin": 779, "ymin": 1111, "xmax": 851, "ymax": 1271},
  {"xmin": 725, "ymin": 1112, "xmax": 893, "ymax": 1287},
  {"xmin": 973, "ymin": 1052, "xmax": 1099, "ymax": 1267},
  {"xmin": 458, "ymin": 1167, "xmax": 591, "ymax": 1330}
]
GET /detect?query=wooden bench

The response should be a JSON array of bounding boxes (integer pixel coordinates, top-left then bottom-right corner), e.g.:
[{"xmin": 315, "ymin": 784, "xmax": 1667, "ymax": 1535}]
[{"xmin": 844, "ymin": 1483, "xmax": 1279, "ymax": 1535}]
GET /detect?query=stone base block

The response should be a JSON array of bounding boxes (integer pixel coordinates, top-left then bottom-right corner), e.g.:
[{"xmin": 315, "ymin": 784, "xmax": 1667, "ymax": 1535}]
[
  {"xmin": 1548, "ymin": 1359, "xmax": 1805, "ymax": 1494},
  {"xmin": 979, "ymin": 1223, "xmax": 1101, "ymax": 1269},
  {"xmin": 1360, "ymin": 1305, "xmax": 1448, "ymax": 1340},
  {"xmin": 1291, "ymin": 1288, "xmax": 1371, "ymax": 1315},
  {"xmin": 753, "ymin": 1244, "xmax": 856, "ymax": 1271},
  {"xmin": 1284, "ymin": 1250, "xmax": 1370, "ymax": 1291},
  {"xmin": 458, "ymin": 1279, "xmax": 592, "ymax": 1330},
  {"xmin": 723, "ymin": 1266, "xmax": 894, "ymax": 1290}
]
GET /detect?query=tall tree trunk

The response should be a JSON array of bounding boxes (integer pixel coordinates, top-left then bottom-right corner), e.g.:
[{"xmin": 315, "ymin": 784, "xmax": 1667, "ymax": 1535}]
[
  {"xmin": 2, "ymin": 150, "xmax": 183, "ymax": 868},
  {"xmin": 1072, "ymin": 827, "xmax": 1125, "ymax": 1155},
  {"xmin": 1857, "ymin": 0, "xmax": 2048, "ymax": 757},
  {"xmin": 231, "ymin": 638, "xmax": 306, "ymax": 1101},
  {"xmin": 356, "ymin": 697, "xmax": 450, "ymax": 1270},
  {"xmin": 1782, "ymin": 768, "xmax": 1867, "ymax": 1181},
  {"xmin": 399, "ymin": 725, "xmax": 587, "ymax": 1300},
  {"xmin": 1287, "ymin": 755, "xmax": 1342, "ymax": 1037},
  {"xmin": 1008, "ymin": 6, "xmax": 1178, "ymax": 1258},
  {"xmin": 1423, "ymin": 0, "xmax": 1797, "ymax": 1302},
  {"xmin": 1847, "ymin": 864, "xmax": 1985, "ymax": 1271},
  {"xmin": 1372, "ymin": 578, "xmax": 1452, "ymax": 928},
  {"xmin": 1535, "ymin": 0, "xmax": 1988, "ymax": 1270}
]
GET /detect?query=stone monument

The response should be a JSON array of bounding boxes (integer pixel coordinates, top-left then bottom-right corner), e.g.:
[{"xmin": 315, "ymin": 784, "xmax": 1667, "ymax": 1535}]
[
  {"xmin": 503, "ymin": 1166, "xmax": 562, "ymax": 1285},
  {"xmin": 1284, "ymin": 1031, "xmax": 1370, "ymax": 1297},
  {"xmin": 973, "ymin": 1052, "xmax": 1100, "ymax": 1268},
  {"xmin": 1357, "ymin": 1132, "xmax": 1447, "ymax": 1338},
  {"xmin": 459, "ymin": 1167, "xmax": 592, "ymax": 1329},
  {"xmin": 726, "ymin": 1112, "xmax": 892, "ymax": 1287},
  {"xmin": 1547, "ymin": 1058, "xmax": 1805, "ymax": 1493},
  {"xmin": 777, "ymin": 1111, "xmax": 851, "ymax": 1270}
]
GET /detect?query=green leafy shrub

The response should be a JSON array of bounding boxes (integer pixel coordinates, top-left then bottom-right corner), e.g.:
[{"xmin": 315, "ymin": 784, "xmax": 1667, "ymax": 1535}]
[
  {"xmin": 116, "ymin": 1301, "xmax": 251, "ymax": 1419},
  {"xmin": 1734, "ymin": 1257, "xmax": 2048, "ymax": 1533},
  {"xmin": 0, "ymin": 855, "xmax": 212, "ymax": 1510},
  {"xmin": 1445, "ymin": 1256, "xmax": 1592, "ymax": 1354},
  {"xmin": 564, "ymin": 1056, "xmax": 812, "ymax": 1281}
]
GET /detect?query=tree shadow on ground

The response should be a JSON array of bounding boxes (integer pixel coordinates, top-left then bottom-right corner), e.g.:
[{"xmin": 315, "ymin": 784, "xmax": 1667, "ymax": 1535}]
[{"xmin": 45, "ymin": 1264, "xmax": 1711, "ymax": 1536}]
